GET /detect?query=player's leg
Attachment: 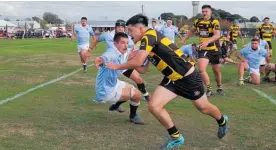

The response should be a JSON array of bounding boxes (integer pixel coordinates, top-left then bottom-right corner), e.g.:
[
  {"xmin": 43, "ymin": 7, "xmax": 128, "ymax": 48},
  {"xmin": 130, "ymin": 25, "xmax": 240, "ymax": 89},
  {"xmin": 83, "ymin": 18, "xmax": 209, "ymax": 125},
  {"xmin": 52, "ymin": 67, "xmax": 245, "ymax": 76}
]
[
  {"xmin": 210, "ymin": 51, "xmax": 224, "ymax": 95},
  {"xmin": 250, "ymin": 71, "xmax": 261, "ymax": 85},
  {"xmin": 238, "ymin": 61, "xmax": 249, "ymax": 86},
  {"xmin": 122, "ymin": 69, "xmax": 150, "ymax": 102},
  {"xmin": 197, "ymin": 51, "xmax": 212, "ymax": 96},
  {"xmin": 147, "ymin": 84, "xmax": 184, "ymax": 149},
  {"xmin": 77, "ymin": 44, "xmax": 89, "ymax": 72},
  {"xmin": 119, "ymin": 81, "xmax": 144, "ymax": 124},
  {"xmin": 192, "ymin": 94, "xmax": 229, "ymax": 138}
]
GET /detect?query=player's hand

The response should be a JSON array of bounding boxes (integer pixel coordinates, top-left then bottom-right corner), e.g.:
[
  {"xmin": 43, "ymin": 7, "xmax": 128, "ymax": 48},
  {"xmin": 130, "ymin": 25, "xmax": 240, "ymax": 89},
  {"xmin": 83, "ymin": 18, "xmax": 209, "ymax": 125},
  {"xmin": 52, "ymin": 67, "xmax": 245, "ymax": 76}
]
[
  {"xmin": 105, "ymin": 62, "xmax": 120, "ymax": 70},
  {"xmin": 200, "ymin": 41, "xmax": 209, "ymax": 49},
  {"xmin": 242, "ymin": 58, "xmax": 248, "ymax": 63},
  {"xmin": 128, "ymin": 50, "xmax": 138, "ymax": 61}
]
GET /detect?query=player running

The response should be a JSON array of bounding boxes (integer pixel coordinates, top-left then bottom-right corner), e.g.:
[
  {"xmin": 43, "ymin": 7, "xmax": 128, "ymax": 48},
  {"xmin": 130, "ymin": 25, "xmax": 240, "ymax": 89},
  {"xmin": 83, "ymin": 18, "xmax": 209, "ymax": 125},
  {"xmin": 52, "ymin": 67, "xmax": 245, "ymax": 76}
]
[
  {"xmin": 236, "ymin": 38, "xmax": 269, "ymax": 85},
  {"xmin": 71, "ymin": 17, "xmax": 96, "ymax": 72},
  {"xmin": 256, "ymin": 17, "xmax": 276, "ymax": 60},
  {"xmin": 178, "ymin": 5, "xmax": 224, "ymax": 96},
  {"xmin": 106, "ymin": 14, "xmax": 229, "ymax": 150},
  {"xmin": 227, "ymin": 19, "xmax": 244, "ymax": 55}
]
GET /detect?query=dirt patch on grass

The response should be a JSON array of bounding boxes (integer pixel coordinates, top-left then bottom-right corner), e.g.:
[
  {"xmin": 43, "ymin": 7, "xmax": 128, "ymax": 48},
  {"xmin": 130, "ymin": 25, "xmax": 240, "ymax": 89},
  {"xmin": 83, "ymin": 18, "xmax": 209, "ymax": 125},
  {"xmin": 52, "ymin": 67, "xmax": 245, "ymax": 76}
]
[
  {"xmin": 0, "ymin": 122, "xmax": 35, "ymax": 137},
  {"xmin": 3, "ymin": 74, "xmax": 47, "ymax": 84}
]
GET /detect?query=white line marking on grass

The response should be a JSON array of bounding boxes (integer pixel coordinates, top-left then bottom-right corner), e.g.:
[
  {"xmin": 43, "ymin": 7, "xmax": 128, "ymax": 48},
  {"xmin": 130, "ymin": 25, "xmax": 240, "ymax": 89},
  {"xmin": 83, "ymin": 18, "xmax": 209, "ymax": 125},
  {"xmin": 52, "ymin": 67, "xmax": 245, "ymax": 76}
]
[
  {"xmin": 252, "ymin": 88, "xmax": 276, "ymax": 105},
  {"xmin": 0, "ymin": 64, "xmax": 94, "ymax": 105}
]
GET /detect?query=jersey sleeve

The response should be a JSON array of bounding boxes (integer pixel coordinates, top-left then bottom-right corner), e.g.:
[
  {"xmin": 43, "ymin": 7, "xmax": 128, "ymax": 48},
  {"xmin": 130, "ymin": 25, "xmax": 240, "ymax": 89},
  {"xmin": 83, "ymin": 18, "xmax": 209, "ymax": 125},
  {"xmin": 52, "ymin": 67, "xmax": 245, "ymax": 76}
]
[
  {"xmin": 192, "ymin": 19, "xmax": 198, "ymax": 29},
  {"xmin": 74, "ymin": 24, "xmax": 77, "ymax": 33},
  {"xmin": 89, "ymin": 26, "xmax": 95, "ymax": 36},
  {"xmin": 97, "ymin": 32, "xmax": 108, "ymax": 42},
  {"xmin": 212, "ymin": 19, "xmax": 220, "ymax": 30},
  {"xmin": 139, "ymin": 34, "xmax": 157, "ymax": 53},
  {"xmin": 239, "ymin": 48, "xmax": 247, "ymax": 56},
  {"xmin": 261, "ymin": 49, "xmax": 268, "ymax": 57}
]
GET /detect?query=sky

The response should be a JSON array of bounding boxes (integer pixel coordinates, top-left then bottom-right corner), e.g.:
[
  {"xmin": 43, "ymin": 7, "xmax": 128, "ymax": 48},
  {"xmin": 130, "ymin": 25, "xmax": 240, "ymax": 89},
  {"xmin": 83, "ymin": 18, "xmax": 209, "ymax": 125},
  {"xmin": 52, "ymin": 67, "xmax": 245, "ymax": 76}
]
[{"xmin": 0, "ymin": 1, "xmax": 276, "ymax": 22}]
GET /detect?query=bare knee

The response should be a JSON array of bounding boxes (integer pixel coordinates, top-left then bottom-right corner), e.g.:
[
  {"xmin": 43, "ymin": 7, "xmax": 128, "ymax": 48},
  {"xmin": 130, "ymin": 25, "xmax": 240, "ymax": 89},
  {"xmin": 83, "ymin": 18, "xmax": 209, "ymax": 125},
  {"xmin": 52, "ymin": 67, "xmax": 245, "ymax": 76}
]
[
  {"xmin": 130, "ymin": 73, "xmax": 144, "ymax": 84},
  {"xmin": 131, "ymin": 88, "xmax": 141, "ymax": 102}
]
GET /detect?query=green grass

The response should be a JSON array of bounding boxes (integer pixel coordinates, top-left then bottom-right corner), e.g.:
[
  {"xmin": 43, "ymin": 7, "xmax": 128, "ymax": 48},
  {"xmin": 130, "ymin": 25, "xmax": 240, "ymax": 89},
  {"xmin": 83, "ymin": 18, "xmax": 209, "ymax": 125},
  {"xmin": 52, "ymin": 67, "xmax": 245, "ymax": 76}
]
[{"xmin": 0, "ymin": 37, "xmax": 276, "ymax": 150}]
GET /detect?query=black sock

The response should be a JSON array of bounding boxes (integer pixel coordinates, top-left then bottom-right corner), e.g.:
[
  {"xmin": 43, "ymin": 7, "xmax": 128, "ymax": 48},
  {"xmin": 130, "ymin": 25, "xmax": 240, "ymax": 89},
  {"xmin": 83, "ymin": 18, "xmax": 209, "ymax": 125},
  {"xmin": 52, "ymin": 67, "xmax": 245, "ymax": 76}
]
[
  {"xmin": 129, "ymin": 104, "xmax": 138, "ymax": 118},
  {"xmin": 217, "ymin": 115, "xmax": 226, "ymax": 126},
  {"xmin": 113, "ymin": 101, "xmax": 126, "ymax": 109},
  {"xmin": 167, "ymin": 125, "xmax": 180, "ymax": 138},
  {"xmin": 137, "ymin": 83, "xmax": 147, "ymax": 94}
]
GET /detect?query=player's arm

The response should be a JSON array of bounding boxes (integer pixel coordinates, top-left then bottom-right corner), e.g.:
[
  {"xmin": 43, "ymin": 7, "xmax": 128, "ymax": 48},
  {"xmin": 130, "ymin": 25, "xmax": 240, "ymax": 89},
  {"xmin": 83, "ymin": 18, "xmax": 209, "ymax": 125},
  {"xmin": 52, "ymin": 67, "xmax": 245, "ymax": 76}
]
[
  {"xmin": 174, "ymin": 27, "xmax": 183, "ymax": 40},
  {"xmin": 207, "ymin": 20, "xmax": 221, "ymax": 44},
  {"xmin": 135, "ymin": 60, "xmax": 150, "ymax": 74},
  {"xmin": 105, "ymin": 34, "xmax": 155, "ymax": 70},
  {"xmin": 226, "ymin": 26, "xmax": 231, "ymax": 37},
  {"xmin": 236, "ymin": 48, "xmax": 247, "ymax": 62},
  {"xmin": 177, "ymin": 20, "xmax": 197, "ymax": 45},
  {"xmin": 94, "ymin": 56, "xmax": 103, "ymax": 69}
]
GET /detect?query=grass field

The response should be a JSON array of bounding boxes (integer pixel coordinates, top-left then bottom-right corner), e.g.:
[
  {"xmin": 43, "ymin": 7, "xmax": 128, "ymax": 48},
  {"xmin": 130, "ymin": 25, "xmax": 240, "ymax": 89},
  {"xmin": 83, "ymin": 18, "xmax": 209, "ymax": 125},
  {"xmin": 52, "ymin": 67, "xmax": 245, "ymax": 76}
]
[{"xmin": 0, "ymin": 37, "xmax": 276, "ymax": 150}]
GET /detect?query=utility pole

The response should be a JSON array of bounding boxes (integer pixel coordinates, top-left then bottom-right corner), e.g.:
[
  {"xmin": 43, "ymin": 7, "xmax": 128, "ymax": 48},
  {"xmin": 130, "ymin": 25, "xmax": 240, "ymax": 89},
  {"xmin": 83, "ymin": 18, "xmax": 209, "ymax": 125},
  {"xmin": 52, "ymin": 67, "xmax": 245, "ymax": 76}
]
[{"xmin": 141, "ymin": 5, "xmax": 144, "ymax": 15}]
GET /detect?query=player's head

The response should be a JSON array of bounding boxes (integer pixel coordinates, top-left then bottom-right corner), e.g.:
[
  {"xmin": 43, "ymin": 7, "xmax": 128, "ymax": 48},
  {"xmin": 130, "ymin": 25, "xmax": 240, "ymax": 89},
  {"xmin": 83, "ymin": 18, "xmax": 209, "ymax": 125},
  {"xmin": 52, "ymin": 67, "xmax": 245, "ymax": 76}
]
[
  {"xmin": 126, "ymin": 14, "xmax": 149, "ymax": 43},
  {"xmin": 202, "ymin": 5, "xmax": 212, "ymax": 19},
  {"xmin": 167, "ymin": 19, "xmax": 172, "ymax": 27},
  {"xmin": 233, "ymin": 19, "xmax": 239, "ymax": 26},
  {"xmin": 152, "ymin": 19, "xmax": 157, "ymax": 27},
  {"xmin": 264, "ymin": 17, "xmax": 270, "ymax": 25},
  {"xmin": 81, "ymin": 17, "xmax": 87, "ymax": 26},
  {"xmin": 251, "ymin": 38, "xmax": 260, "ymax": 50},
  {"xmin": 113, "ymin": 32, "xmax": 129, "ymax": 53},
  {"xmin": 115, "ymin": 19, "xmax": 126, "ymax": 33},
  {"xmin": 191, "ymin": 43, "xmax": 197, "ymax": 51}
]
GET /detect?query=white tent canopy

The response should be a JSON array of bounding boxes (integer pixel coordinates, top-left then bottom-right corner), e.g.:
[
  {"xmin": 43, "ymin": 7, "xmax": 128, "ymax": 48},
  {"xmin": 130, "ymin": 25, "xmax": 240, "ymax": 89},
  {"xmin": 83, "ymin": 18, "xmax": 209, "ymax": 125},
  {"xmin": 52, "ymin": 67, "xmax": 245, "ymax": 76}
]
[{"xmin": 0, "ymin": 20, "xmax": 16, "ymax": 32}]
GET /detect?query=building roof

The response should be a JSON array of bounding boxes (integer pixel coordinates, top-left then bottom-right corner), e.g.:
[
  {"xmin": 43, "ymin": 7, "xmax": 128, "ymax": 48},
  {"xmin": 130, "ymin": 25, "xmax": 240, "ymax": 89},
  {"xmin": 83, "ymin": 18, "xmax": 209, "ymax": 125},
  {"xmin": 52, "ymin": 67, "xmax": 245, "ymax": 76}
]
[
  {"xmin": 10, "ymin": 21, "xmax": 39, "ymax": 26},
  {"xmin": 0, "ymin": 20, "xmax": 16, "ymax": 27},
  {"xmin": 238, "ymin": 22, "xmax": 276, "ymax": 28}
]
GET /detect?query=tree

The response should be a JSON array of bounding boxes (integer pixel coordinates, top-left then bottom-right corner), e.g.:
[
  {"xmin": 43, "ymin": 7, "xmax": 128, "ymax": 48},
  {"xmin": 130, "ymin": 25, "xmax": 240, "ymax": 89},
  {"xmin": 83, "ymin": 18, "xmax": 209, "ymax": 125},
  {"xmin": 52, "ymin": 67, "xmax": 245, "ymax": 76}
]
[
  {"xmin": 4, "ymin": 18, "xmax": 10, "ymax": 21},
  {"xmin": 16, "ymin": 19, "xmax": 20, "ymax": 21},
  {"xmin": 42, "ymin": 12, "xmax": 63, "ymax": 24},
  {"xmin": 175, "ymin": 15, "xmax": 188, "ymax": 21},
  {"xmin": 160, "ymin": 12, "xmax": 175, "ymax": 21},
  {"xmin": 250, "ymin": 16, "xmax": 260, "ymax": 22},
  {"xmin": 32, "ymin": 16, "xmax": 41, "ymax": 22},
  {"xmin": 25, "ymin": 18, "xmax": 32, "ymax": 21}
]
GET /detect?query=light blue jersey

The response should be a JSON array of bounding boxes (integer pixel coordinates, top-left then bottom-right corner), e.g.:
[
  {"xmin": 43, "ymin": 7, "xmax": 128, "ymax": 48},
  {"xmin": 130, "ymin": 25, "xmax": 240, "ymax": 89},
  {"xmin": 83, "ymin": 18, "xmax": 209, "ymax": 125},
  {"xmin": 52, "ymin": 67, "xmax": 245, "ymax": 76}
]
[
  {"xmin": 94, "ymin": 48, "xmax": 127, "ymax": 102},
  {"xmin": 74, "ymin": 24, "xmax": 94, "ymax": 45},
  {"xmin": 181, "ymin": 44, "xmax": 193, "ymax": 57},
  {"xmin": 246, "ymin": 40, "xmax": 268, "ymax": 49},
  {"xmin": 160, "ymin": 26, "xmax": 179, "ymax": 43},
  {"xmin": 240, "ymin": 47, "xmax": 267, "ymax": 69},
  {"xmin": 98, "ymin": 30, "xmax": 134, "ymax": 50}
]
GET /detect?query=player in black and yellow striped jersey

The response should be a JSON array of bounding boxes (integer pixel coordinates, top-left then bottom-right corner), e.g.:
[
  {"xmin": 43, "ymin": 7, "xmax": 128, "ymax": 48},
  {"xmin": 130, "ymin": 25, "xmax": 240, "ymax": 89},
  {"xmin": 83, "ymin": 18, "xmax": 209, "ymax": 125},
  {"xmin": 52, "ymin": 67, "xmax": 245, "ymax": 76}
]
[
  {"xmin": 105, "ymin": 14, "xmax": 229, "ymax": 149},
  {"xmin": 178, "ymin": 4, "xmax": 224, "ymax": 97},
  {"xmin": 256, "ymin": 17, "xmax": 276, "ymax": 58},
  {"xmin": 219, "ymin": 36, "xmax": 236, "ymax": 64},
  {"xmin": 227, "ymin": 19, "xmax": 244, "ymax": 52}
]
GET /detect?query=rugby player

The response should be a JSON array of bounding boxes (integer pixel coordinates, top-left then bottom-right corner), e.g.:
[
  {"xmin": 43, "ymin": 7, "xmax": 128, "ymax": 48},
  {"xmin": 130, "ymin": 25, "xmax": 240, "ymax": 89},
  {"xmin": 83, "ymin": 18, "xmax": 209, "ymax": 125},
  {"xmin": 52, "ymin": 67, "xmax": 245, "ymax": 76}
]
[
  {"xmin": 159, "ymin": 18, "xmax": 183, "ymax": 43},
  {"xmin": 178, "ymin": 5, "xmax": 224, "ymax": 96},
  {"xmin": 71, "ymin": 17, "xmax": 96, "ymax": 72},
  {"xmin": 93, "ymin": 32, "xmax": 144, "ymax": 124},
  {"xmin": 106, "ymin": 14, "xmax": 229, "ymax": 149}
]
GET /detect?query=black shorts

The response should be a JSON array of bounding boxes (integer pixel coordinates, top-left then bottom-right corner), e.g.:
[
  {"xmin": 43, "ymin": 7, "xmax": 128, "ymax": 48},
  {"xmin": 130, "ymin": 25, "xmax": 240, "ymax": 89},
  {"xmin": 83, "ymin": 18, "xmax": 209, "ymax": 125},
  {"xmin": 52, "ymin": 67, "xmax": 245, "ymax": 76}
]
[
  {"xmin": 160, "ymin": 69, "xmax": 205, "ymax": 100},
  {"xmin": 231, "ymin": 39, "xmax": 237, "ymax": 44},
  {"xmin": 220, "ymin": 47, "xmax": 228, "ymax": 59},
  {"xmin": 122, "ymin": 69, "xmax": 134, "ymax": 78},
  {"xmin": 267, "ymin": 41, "xmax": 272, "ymax": 49},
  {"xmin": 198, "ymin": 50, "xmax": 221, "ymax": 64}
]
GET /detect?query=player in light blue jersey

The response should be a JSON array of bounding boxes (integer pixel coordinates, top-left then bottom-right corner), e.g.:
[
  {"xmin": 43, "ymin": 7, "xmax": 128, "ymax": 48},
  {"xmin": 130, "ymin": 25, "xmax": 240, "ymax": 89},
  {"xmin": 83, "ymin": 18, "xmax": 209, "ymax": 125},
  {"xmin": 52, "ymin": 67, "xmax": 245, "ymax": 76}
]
[
  {"xmin": 151, "ymin": 19, "xmax": 161, "ymax": 31},
  {"xmin": 160, "ymin": 19, "xmax": 182, "ymax": 43},
  {"xmin": 180, "ymin": 43, "xmax": 198, "ymax": 63},
  {"xmin": 90, "ymin": 20, "xmax": 150, "ymax": 108},
  {"xmin": 72, "ymin": 17, "xmax": 96, "ymax": 72},
  {"xmin": 244, "ymin": 35, "xmax": 269, "ymax": 75},
  {"xmin": 236, "ymin": 38, "xmax": 269, "ymax": 85},
  {"xmin": 94, "ymin": 32, "xmax": 144, "ymax": 124}
]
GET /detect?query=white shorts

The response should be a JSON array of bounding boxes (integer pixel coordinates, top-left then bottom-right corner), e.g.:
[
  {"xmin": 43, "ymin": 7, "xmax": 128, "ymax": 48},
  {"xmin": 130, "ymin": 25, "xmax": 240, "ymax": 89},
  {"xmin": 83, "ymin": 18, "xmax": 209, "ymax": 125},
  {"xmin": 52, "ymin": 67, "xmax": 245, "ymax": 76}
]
[
  {"xmin": 102, "ymin": 80, "xmax": 126, "ymax": 103},
  {"xmin": 77, "ymin": 43, "xmax": 89, "ymax": 53},
  {"xmin": 259, "ymin": 58, "xmax": 266, "ymax": 66},
  {"xmin": 232, "ymin": 44, "xmax": 238, "ymax": 50},
  {"xmin": 248, "ymin": 67, "xmax": 260, "ymax": 76}
]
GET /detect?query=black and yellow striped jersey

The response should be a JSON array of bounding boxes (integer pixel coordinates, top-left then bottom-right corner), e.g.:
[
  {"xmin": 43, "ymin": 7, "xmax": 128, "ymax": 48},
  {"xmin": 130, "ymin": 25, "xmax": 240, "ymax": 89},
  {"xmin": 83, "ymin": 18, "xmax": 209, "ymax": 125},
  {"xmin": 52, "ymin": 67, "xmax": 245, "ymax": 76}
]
[
  {"xmin": 192, "ymin": 17, "xmax": 220, "ymax": 51},
  {"xmin": 228, "ymin": 25, "xmax": 240, "ymax": 42},
  {"xmin": 139, "ymin": 29, "xmax": 193, "ymax": 81},
  {"xmin": 257, "ymin": 24, "xmax": 275, "ymax": 42},
  {"xmin": 221, "ymin": 38, "xmax": 232, "ymax": 49}
]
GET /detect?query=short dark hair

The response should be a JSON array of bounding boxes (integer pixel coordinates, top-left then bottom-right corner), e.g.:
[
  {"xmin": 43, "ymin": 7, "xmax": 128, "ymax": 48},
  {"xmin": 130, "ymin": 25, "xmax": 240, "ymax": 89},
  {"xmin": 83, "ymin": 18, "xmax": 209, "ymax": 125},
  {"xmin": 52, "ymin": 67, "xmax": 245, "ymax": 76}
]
[
  {"xmin": 264, "ymin": 17, "xmax": 270, "ymax": 20},
  {"xmin": 251, "ymin": 38, "xmax": 259, "ymax": 42},
  {"xmin": 202, "ymin": 4, "xmax": 212, "ymax": 9},
  {"xmin": 126, "ymin": 14, "xmax": 149, "ymax": 27},
  {"xmin": 192, "ymin": 43, "xmax": 197, "ymax": 47},
  {"xmin": 113, "ymin": 32, "xmax": 128, "ymax": 43},
  {"xmin": 81, "ymin": 17, "xmax": 87, "ymax": 21}
]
